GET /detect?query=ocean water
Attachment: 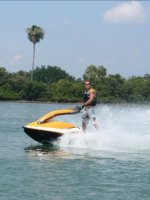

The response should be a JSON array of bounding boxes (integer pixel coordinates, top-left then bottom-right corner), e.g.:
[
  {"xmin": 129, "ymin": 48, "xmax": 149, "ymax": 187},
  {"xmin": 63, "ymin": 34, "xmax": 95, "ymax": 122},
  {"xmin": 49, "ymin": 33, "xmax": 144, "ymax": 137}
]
[{"xmin": 0, "ymin": 102, "xmax": 150, "ymax": 200}]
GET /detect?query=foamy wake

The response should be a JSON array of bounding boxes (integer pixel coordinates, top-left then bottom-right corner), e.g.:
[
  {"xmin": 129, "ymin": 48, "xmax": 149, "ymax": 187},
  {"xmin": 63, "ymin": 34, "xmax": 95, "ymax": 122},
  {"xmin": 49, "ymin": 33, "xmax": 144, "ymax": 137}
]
[
  {"xmin": 54, "ymin": 104, "xmax": 150, "ymax": 153},
  {"xmin": 55, "ymin": 129, "xmax": 150, "ymax": 153}
]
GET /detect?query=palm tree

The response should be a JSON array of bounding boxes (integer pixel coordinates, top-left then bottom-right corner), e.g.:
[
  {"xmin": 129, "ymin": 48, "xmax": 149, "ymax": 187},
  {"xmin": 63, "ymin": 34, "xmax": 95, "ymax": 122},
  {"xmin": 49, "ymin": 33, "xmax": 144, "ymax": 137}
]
[{"xmin": 26, "ymin": 25, "xmax": 45, "ymax": 81}]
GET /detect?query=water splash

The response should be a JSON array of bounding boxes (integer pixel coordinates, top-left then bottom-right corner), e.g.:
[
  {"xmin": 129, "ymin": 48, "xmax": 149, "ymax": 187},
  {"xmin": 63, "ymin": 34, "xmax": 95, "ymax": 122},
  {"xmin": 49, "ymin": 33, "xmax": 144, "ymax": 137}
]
[{"xmin": 56, "ymin": 104, "xmax": 150, "ymax": 153}]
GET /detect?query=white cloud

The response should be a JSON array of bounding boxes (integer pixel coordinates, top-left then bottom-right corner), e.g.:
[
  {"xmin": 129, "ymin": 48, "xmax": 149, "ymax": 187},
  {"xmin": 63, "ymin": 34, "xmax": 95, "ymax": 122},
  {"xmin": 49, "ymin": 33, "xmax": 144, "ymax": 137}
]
[
  {"xmin": 103, "ymin": 1, "xmax": 147, "ymax": 24},
  {"xmin": 10, "ymin": 54, "xmax": 22, "ymax": 64}
]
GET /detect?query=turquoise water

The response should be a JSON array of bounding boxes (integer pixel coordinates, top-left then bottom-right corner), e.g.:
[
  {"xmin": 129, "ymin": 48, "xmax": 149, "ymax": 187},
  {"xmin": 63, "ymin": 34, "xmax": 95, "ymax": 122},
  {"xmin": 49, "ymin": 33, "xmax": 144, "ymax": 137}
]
[{"xmin": 0, "ymin": 102, "xmax": 150, "ymax": 200}]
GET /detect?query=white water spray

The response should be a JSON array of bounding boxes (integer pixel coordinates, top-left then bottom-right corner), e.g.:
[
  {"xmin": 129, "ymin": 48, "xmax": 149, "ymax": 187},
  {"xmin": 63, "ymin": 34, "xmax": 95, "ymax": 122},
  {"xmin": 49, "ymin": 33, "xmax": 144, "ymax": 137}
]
[{"xmin": 56, "ymin": 104, "xmax": 150, "ymax": 152}]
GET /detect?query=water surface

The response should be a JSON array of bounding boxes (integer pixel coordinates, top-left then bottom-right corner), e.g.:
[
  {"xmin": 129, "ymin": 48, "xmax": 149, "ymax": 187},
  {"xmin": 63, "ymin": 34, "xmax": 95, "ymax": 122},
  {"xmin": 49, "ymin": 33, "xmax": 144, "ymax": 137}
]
[{"xmin": 0, "ymin": 102, "xmax": 150, "ymax": 200}]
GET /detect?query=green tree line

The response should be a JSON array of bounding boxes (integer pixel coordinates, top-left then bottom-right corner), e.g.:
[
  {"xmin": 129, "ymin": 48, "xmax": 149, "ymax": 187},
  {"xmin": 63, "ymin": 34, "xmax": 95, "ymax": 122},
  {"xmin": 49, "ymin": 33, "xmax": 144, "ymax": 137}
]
[{"xmin": 1, "ymin": 65, "xmax": 150, "ymax": 103}]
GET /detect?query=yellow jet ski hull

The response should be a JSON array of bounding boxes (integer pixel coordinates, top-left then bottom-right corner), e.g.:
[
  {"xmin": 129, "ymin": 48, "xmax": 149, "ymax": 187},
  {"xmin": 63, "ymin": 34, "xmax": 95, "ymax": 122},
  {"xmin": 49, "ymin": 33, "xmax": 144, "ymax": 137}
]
[{"xmin": 23, "ymin": 107, "xmax": 82, "ymax": 144}]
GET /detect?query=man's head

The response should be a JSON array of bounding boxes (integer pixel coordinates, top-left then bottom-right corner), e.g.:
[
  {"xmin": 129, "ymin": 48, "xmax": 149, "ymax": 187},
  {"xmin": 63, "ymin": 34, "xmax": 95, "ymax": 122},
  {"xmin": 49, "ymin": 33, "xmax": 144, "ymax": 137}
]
[{"xmin": 84, "ymin": 80, "xmax": 92, "ymax": 90}]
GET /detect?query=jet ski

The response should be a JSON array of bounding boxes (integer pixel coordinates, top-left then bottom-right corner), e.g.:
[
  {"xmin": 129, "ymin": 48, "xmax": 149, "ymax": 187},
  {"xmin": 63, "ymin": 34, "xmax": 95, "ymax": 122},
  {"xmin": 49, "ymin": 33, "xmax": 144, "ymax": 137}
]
[{"xmin": 23, "ymin": 106, "xmax": 82, "ymax": 144}]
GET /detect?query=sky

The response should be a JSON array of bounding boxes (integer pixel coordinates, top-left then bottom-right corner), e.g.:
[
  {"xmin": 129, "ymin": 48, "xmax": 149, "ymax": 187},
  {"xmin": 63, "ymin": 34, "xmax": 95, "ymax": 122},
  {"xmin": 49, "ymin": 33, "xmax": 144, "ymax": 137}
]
[{"xmin": 0, "ymin": 0, "xmax": 150, "ymax": 79}]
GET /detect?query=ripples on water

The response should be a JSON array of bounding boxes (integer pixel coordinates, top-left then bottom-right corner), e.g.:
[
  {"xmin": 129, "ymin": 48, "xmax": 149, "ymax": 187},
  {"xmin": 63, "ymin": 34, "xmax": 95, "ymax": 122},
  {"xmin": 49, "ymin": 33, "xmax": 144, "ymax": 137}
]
[{"xmin": 1, "ymin": 102, "xmax": 150, "ymax": 200}]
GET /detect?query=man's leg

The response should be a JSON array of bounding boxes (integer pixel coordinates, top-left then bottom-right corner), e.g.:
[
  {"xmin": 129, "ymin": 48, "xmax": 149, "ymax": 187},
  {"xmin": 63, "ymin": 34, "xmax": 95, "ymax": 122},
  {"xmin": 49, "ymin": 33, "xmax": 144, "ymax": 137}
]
[
  {"xmin": 82, "ymin": 121, "xmax": 87, "ymax": 133},
  {"xmin": 90, "ymin": 107, "xmax": 99, "ymax": 131},
  {"xmin": 82, "ymin": 110, "xmax": 89, "ymax": 133},
  {"xmin": 93, "ymin": 117, "xmax": 99, "ymax": 131}
]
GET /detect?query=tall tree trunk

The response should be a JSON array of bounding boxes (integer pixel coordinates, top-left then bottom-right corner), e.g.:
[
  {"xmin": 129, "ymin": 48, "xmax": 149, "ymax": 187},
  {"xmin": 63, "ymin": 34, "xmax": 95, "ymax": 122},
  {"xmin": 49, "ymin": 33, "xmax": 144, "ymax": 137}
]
[{"xmin": 31, "ymin": 43, "xmax": 35, "ymax": 81}]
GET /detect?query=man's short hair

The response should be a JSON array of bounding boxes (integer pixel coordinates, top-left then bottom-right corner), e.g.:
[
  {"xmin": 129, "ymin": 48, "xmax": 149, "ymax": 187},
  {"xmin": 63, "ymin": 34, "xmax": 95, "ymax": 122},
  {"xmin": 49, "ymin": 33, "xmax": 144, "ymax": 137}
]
[{"xmin": 85, "ymin": 80, "xmax": 91, "ymax": 84}]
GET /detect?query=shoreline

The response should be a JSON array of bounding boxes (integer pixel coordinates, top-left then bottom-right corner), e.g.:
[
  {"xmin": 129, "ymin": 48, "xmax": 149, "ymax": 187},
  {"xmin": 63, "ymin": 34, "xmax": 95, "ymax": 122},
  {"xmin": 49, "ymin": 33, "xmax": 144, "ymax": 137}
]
[{"xmin": 0, "ymin": 100, "xmax": 81, "ymax": 104}]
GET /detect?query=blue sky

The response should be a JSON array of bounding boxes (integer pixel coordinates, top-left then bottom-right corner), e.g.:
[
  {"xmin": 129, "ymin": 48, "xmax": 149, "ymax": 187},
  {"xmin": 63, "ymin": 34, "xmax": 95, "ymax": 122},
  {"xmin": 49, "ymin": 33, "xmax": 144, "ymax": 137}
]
[{"xmin": 0, "ymin": 0, "xmax": 150, "ymax": 79}]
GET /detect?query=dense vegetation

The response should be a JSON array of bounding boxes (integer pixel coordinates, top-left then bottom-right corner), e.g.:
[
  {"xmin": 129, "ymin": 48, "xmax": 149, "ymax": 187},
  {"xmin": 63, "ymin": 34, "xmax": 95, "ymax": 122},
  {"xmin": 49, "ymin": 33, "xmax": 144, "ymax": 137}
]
[{"xmin": 1, "ymin": 64, "xmax": 150, "ymax": 103}]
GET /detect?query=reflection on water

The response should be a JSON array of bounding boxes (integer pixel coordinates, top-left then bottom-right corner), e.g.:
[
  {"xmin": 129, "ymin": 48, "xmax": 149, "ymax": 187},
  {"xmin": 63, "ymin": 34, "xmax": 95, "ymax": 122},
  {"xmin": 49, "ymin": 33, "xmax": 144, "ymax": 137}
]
[{"xmin": 24, "ymin": 144, "xmax": 72, "ymax": 159}]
